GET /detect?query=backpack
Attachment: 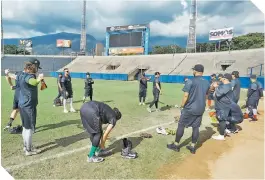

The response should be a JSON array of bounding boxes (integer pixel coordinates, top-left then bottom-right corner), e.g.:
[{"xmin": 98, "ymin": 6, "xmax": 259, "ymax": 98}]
[
  {"xmin": 54, "ymin": 98, "xmax": 62, "ymax": 106},
  {"xmin": 9, "ymin": 125, "xmax": 23, "ymax": 134}
]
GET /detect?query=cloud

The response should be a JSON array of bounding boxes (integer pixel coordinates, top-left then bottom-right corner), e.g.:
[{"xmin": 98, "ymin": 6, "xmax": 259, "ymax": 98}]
[
  {"xmin": 2, "ymin": 0, "xmax": 264, "ymax": 40},
  {"xmin": 150, "ymin": 0, "xmax": 264, "ymax": 37}
]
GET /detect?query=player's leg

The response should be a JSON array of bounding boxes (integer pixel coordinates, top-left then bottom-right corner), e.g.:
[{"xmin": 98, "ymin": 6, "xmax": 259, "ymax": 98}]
[
  {"xmin": 69, "ymin": 91, "xmax": 76, "ymax": 112},
  {"xmin": 5, "ymin": 96, "xmax": 20, "ymax": 129},
  {"xmin": 90, "ymin": 89, "xmax": 93, "ymax": 101},
  {"xmin": 139, "ymin": 91, "xmax": 143, "ymax": 105},
  {"xmin": 88, "ymin": 133, "xmax": 104, "ymax": 163},
  {"xmin": 142, "ymin": 90, "xmax": 146, "ymax": 105},
  {"xmin": 212, "ymin": 120, "xmax": 226, "ymax": 141},
  {"xmin": 147, "ymin": 91, "xmax": 156, "ymax": 112},
  {"xmin": 83, "ymin": 89, "xmax": 88, "ymax": 103},
  {"xmin": 154, "ymin": 92, "xmax": 160, "ymax": 111},
  {"xmin": 54, "ymin": 88, "xmax": 62, "ymax": 106},
  {"xmin": 63, "ymin": 90, "xmax": 69, "ymax": 113},
  {"xmin": 32, "ymin": 107, "xmax": 37, "ymax": 133}
]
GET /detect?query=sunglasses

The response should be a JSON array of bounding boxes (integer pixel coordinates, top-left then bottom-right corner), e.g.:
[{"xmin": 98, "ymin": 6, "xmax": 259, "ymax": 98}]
[{"xmin": 65, "ymin": 71, "xmax": 69, "ymax": 72}]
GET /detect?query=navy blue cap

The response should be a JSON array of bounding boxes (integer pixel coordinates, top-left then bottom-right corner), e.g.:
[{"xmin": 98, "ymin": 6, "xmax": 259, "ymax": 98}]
[{"xmin": 192, "ymin": 64, "xmax": 204, "ymax": 73}]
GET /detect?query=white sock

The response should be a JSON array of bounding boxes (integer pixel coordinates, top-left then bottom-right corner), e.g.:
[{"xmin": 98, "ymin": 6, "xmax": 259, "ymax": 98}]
[
  {"xmin": 70, "ymin": 98, "xmax": 74, "ymax": 109},
  {"xmin": 63, "ymin": 99, "xmax": 67, "ymax": 110},
  {"xmin": 253, "ymin": 109, "xmax": 257, "ymax": 115},
  {"xmin": 24, "ymin": 128, "xmax": 33, "ymax": 151},
  {"xmin": 22, "ymin": 127, "xmax": 26, "ymax": 148},
  {"xmin": 246, "ymin": 108, "xmax": 250, "ymax": 114}
]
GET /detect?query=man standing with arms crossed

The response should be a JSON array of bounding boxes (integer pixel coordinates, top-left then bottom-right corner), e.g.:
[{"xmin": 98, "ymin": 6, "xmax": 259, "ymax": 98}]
[
  {"xmin": 5, "ymin": 58, "xmax": 43, "ymax": 155},
  {"xmin": 167, "ymin": 64, "xmax": 210, "ymax": 154},
  {"xmin": 83, "ymin": 72, "xmax": 94, "ymax": 103},
  {"xmin": 61, "ymin": 68, "xmax": 76, "ymax": 113},
  {"xmin": 147, "ymin": 72, "xmax": 161, "ymax": 112},
  {"xmin": 139, "ymin": 73, "xmax": 150, "ymax": 105}
]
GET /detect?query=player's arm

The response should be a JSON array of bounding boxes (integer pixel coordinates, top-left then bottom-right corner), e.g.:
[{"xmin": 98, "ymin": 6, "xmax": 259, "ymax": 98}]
[
  {"xmin": 181, "ymin": 79, "xmax": 192, "ymax": 107},
  {"xmin": 5, "ymin": 76, "xmax": 14, "ymax": 89},
  {"xmin": 5, "ymin": 69, "xmax": 17, "ymax": 80},
  {"xmin": 58, "ymin": 78, "xmax": 62, "ymax": 91},
  {"xmin": 100, "ymin": 124, "xmax": 114, "ymax": 149},
  {"xmin": 90, "ymin": 79, "xmax": 94, "ymax": 84},
  {"xmin": 61, "ymin": 77, "xmax": 66, "ymax": 90},
  {"xmin": 26, "ymin": 74, "xmax": 44, "ymax": 86},
  {"xmin": 181, "ymin": 92, "xmax": 189, "ymax": 107}
]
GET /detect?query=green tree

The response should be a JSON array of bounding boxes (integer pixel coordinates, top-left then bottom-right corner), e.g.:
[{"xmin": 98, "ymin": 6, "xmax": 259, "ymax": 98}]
[{"xmin": 4, "ymin": 45, "xmax": 30, "ymax": 55}]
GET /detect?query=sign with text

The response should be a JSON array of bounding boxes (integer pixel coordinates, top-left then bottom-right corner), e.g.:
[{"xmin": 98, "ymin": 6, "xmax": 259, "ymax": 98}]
[
  {"xmin": 109, "ymin": 47, "xmax": 144, "ymax": 55},
  {"xmin": 209, "ymin": 27, "xmax": 234, "ymax": 41},
  {"xmin": 106, "ymin": 24, "xmax": 148, "ymax": 32}
]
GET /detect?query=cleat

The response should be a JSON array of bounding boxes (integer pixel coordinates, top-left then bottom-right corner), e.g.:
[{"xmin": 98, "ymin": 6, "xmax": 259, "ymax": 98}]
[
  {"xmin": 167, "ymin": 143, "xmax": 180, "ymax": 152},
  {"xmin": 139, "ymin": 102, "xmax": 142, "ymax": 106},
  {"xmin": 63, "ymin": 109, "xmax": 69, "ymax": 113},
  {"xmin": 147, "ymin": 108, "xmax": 152, "ymax": 113},
  {"xmin": 186, "ymin": 145, "xmax": 196, "ymax": 154},
  {"xmin": 87, "ymin": 156, "xmax": 104, "ymax": 163},
  {"xmin": 70, "ymin": 108, "xmax": 76, "ymax": 113},
  {"xmin": 243, "ymin": 113, "xmax": 249, "ymax": 119},
  {"xmin": 142, "ymin": 103, "xmax": 145, "ymax": 106}
]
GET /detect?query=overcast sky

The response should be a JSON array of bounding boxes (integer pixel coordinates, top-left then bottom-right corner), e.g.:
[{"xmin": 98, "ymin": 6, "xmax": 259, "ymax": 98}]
[{"xmin": 2, "ymin": 0, "xmax": 264, "ymax": 40}]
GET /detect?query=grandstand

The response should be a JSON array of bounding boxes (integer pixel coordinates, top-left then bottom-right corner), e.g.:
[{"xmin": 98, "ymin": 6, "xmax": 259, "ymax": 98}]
[
  {"xmin": 1, "ymin": 55, "xmax": 75, "ymax": 76},
  {"xmin": 58, "ymin": 48, "xmax": 264, "ymax": 78}
]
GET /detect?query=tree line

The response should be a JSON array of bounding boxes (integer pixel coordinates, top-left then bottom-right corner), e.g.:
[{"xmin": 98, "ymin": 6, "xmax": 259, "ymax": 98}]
[
  {"xmin": 3, "ymin": 44, "xmax": 30, "ymax": 55},
  {"xmin": 151, "ymin": 33, "xmax": 264, "ymax": 54}
]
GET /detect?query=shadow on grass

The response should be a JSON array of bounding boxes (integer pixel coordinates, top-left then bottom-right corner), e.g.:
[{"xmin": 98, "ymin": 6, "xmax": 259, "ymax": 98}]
[
  {"xmin": 36, "ymin": 119, "xmax": 82, "ymax": 133},
  {"xmin": 179, "ymin": 126, "xmax": 216, "ymax": 149},
  {"xmin": 102, "ymin": 100, "xmax": 114, "ymax": 103},
  {"xmin": 160, "ymin": 105, "xmax": 173, "ymax": 111},
  {"xmin": 145, "ymin": 101, "xmax": 165, "ymax": 105},
  {"xmin": 73, "ymin": 100, "xmax": 84, "ymax": 103}
]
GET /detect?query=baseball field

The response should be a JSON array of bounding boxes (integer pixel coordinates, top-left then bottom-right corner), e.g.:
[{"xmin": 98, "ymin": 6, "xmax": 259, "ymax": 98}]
[{"xmin": 1, "ymin": 77, "xmax": 264, "ymax": 179}]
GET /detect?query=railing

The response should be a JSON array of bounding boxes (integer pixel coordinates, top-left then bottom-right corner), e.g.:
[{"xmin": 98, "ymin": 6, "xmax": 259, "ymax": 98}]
[{"xmin": 248, "ymin": 64, "xmax": 264, "ymax": 77}]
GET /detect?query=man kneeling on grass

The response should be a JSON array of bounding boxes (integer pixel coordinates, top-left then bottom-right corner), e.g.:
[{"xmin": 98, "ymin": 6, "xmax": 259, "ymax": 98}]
[{"xmin": 80, "ymin": 101, "xmax": 122, "ymax": 163}]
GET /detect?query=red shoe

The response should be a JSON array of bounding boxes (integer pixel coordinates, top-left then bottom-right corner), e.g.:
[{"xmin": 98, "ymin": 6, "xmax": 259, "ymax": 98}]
[
  {"xmin": 243, "ymin": 113, "xmax": 249, "ymax": 119},
  {"xmin": 253, "ymin": 115, "xmax": 258, "ymax": 121}
]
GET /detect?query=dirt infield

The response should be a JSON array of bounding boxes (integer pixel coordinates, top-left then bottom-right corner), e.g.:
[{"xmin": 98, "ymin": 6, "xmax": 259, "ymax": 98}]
[{"xmin": 157, "ymin": 100, "xmax": 264, "ymax": 179}]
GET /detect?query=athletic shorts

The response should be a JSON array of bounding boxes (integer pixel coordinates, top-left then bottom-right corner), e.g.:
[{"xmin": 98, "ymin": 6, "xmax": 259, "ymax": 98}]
[
  {"xmin": 13, "ymin": 95, "xmax": 19, "ymax": 110},
  {"xmin": 84, "ymin": 89, "xmax": 93, "ymax": 97},
  {"xmin": 247, "ymin": 98, "xmax": 258, "ymax": 109},
  {"xmin": 80, "ymin": 103, "xmax": 102, "ymax": 134},
  {"xmin": 19, "ymin": 106, "xmax": 36, "ymax": 129},
  {"xmin": 139, "ymin": 89, "xmax": 147, "ymax": 97},
  {"xmin": 63, "ymin": 90, "xmax": 73, "ymax": 99},
  {"xmin": 153, "ymin": 90, "xmax": 160, "ymax": 101},
  {"xmin": 178, "ymin": 109, "xmax": 203, "ymax": 128}
]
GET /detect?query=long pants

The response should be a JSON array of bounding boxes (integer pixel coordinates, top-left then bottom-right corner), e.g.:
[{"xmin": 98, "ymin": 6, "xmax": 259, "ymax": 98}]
[
  {"xmin": 219, "ymin": 121, "xmax": 226, "ymax": 136},
  {"xmin": 90, "ymin": 133, "xmax": 102, "ymax": 147},
  {"xmin": 175, "ymin": 124, "xmax": 200, "ymax": 144},
  {"xmin": 149, "ymin": 91, "xmax": 159, "ymax": 109},
  {"xmin": 55, "ymin": 89, "xmax": 62, "ymax": 99}
]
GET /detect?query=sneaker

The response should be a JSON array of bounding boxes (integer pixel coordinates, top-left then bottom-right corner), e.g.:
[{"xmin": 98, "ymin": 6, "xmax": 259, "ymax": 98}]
[
  {"xmin": 212, "ymin": 135, "xmax": 225, "ymax": 141},
  {"xmin": 87, "ymin": 156, "xmax": 104, "ymax": 163},
  {"xmin": 175, "ymin": 104, "xmax": 179, "ymax": 108},
  {"xmin": 25, "ymin": 148, "xmax": 41, "ymax": 156},
  {"xmin": 186, "ymin": 145, "xmax": 196, "ymax": 154},
  {"xmin": 167, "ymin": 143, "xmax": 180, "ymax": 152},
  {"xmin": 147, "ymin": 107, "xmax": 152, "ymax": 113},
  {"xmin": 139, "ymin": 102, "xmax": 142, "ymax": 105},
  {"xmin": 53, "ymin": 104, "xmax": 56, "ymax": 107},
  {"xmin": 121, "ymin": 151, "xmax": 138, "ymax": 159},
  {"xmin": 70, "ymin": 108, "xmax": 76, "ymax": 113},
  {"xmin": 225, "ymin": 129, "xmax": 231, "ymax": 134},
  {"xmin": 142, "ymin": 103, "xmax": 145, "ymax": 106},
  {"xmin": 64, "ymin": 109, "xmax": 69, "ymax": 113},
  {"xmin": 156, "ymin": 127, "xmax": 168, "ymax": 135},
  {"xmin": 95, "ymin": 149, "xmax": 112, "ymax": 157}
]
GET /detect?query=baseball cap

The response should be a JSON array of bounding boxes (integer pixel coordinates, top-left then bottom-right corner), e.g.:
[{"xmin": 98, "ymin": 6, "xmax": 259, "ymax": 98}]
[
  {"xmin": 218, "ymin": 74, "xmax": 224, "ymax": 78},
  {"xmin": 250, "ymin": 74, "xmax": 257, "ymax": 79},
  {"xmin": 58, "ymin": 72, "xmax": 63, "ymax": 75},
  {"xmin": 192, "ymin": 64, "xmax": 204, "ymax": 73},
  {"xmin": 154, "ymin": 72, "xmax": 161, "ymax": 75},
  {"xmin": 223, "ymin": 73, "xmax": 232, "ymax": 82},
  {"xmin": 86, "ymin": 72, "xmax": 90, "ymax": 75},
  {"xmin": 28, "ymin": 58, "xmax": 42, "ymax": 69}
]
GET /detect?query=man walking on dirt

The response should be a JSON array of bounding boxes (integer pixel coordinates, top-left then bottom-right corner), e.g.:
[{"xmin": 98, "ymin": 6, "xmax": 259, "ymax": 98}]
[{"xmin": 167, "ymin": 64, "xmax": 210, "ymax": 154}]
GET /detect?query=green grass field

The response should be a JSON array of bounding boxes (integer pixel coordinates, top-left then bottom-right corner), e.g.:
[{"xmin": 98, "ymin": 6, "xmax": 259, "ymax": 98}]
[{"xmin": 1, "ymin": 77, "xmax": 246, "ymax": 179}]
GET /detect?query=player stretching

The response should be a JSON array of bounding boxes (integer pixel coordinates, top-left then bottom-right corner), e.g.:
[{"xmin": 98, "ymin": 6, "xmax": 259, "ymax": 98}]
[
  {"xmin": 80, "ymin": 101, "xmax": 122, "ymax": 163},
  {"xmin": 4, "ymin": 71, "xmax": 24, "ymax": 130},
  {"xmin": 244, "ymin": 75, "xmax": 262, "ymax": 121},
  {"xmin": 139, "ymin": 73, "xmax": 150, "ymax": 105},
  {"xmin": 167, "ymin": 64, "xmax": 210, "ymax": 154},
  {"xmin": 83, "ymin": 72, "xmax": 94, "ymax": 103},
  {"xmin": 147, "ymin": 72, "xmax": 161, "ymax": 112},
  {"xmin": 61, "ymin": 68, "xmax": 76, "ymax": 113}
]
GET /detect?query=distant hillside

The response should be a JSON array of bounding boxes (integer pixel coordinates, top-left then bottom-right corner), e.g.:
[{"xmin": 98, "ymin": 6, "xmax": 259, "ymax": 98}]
[{"xmin": 4, "ymin": 32, "xmax": 98, "ymax": 55}]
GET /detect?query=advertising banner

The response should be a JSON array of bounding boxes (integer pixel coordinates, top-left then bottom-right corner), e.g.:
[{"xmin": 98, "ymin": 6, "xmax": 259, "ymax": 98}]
[
  {"xmin": 209, "ymin": 27, "xmax": 234, "ymax": 41},
  {"xmin": 56, "ymin": 39, "xmax": 72, "ymax": 48},
  {"xmin": 19, "ymin": 39, "xmax": 32, "ymax": 47},
  {"xmin": 106, "ymin": 24, "xmax": 148, "ymax": 32},
  {"xmin": 109, "ymin": 47, "xmax": 144, "ymax": 55}
]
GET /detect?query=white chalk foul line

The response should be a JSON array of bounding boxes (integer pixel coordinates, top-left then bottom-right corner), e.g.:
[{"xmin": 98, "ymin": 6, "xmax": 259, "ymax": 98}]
[{"xmin": 5, "ymin": 121, "xmax": 174, "ymax": 172}]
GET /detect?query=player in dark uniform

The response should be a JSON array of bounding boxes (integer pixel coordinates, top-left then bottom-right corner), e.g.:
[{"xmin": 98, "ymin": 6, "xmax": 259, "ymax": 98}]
[
  {"xmin": 139, "ymin": 73, "xmax": 150, "ymax": 105},
  {"xmin": 61, "ymin": 68, "xmax": 76, "ymax": 113},
  {"xmin": 211, "ymin": 73, "xmax": 241, "ymax": 140},
  {"xmin": 80, "ymin": 101, "xmax": 122, "ymax": 163},
  {"xmin": 206, "ymin": 74, "xmax": 217, "ymax": 111},
  {"xmin": 167, "ymin": 64, "xmax": 210, "ymax": 154},
  {"xmin": 5, "ymin": 58, "xmax": 43, "ymax": 156},
  {"xmin": 4, "ymin": 71, "xmax": 24, "ymax": 130},
  {"xmin": 53, "ymin": 73, "xmax": 63, "ymax": 107},
  {"xmin": 256, "ymin": 80, "xmax": 263, "ymax": 114},
  {"xmin": 83, "ymin": 72, "xmax": 94, "ymax": 103},
  {"xmin": 231, "ymin": 71, "xmax": 241, "ymax": 104},
  {"xmin": 244, "ymin": 75, "xmax": 261, "ymax": 121},
  {"xmin": 147, "ymin": 72, "xmax": 161, "ymax": 112}
]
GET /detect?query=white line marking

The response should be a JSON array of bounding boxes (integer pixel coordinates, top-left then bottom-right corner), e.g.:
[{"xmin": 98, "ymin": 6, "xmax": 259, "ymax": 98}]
[{"xmin": 5, "ymin": 121, "xmax": 174, "ymax": 171}]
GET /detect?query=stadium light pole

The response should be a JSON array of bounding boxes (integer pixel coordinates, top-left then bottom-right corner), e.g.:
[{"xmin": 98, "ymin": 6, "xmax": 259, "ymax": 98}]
[{"xmin": 1, "ymin": 0, "xmax": 4, "ymax": 56}]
